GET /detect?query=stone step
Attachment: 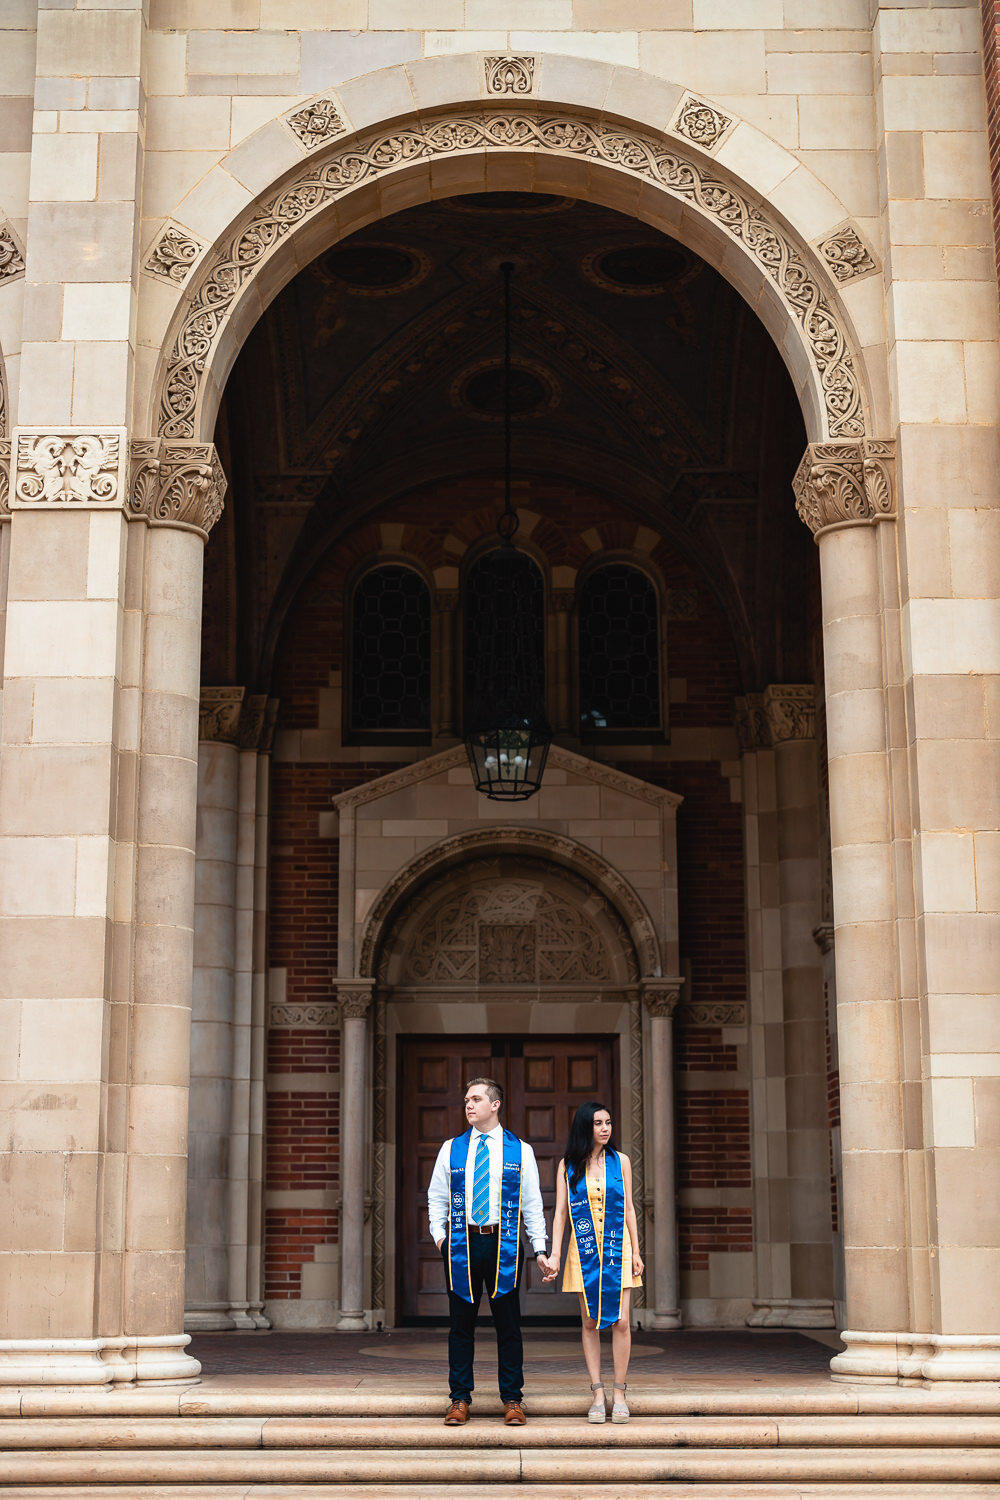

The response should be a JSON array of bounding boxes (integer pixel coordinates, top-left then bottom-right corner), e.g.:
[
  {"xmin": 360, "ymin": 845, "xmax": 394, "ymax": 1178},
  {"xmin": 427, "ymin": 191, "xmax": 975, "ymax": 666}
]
[
  {"xmin": 1, "ymin": 1485, "xmax": 1000, "ymax": 1500},
  {"xmin": 1, "ymin": 1445, "xmax": 999, "ymax": 1487},
  {"xmin": 6, "ymin": 1387, "xmax": 1000, "ymax": 1419},
  {"xmin": 2, "ymin": 1414, "xmax": 1000, "ymax": 1450}
]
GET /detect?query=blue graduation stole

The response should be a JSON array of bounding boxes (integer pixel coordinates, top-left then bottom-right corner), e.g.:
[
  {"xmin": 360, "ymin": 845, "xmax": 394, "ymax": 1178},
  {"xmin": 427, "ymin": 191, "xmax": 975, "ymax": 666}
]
[
  {"xmin": 568, "ymin": 1148, "xmax": 626, "ymax": 1330},
  {"xmin": 447, "ymin": 1128, "xmax": 523, "ymax": 1303}
]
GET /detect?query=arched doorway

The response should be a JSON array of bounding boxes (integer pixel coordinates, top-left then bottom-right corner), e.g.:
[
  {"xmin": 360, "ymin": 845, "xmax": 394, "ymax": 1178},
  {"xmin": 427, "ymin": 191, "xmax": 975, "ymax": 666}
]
[{"xmin": 374, "ymin": 853, "xmax": 639, "ymax": 1324}]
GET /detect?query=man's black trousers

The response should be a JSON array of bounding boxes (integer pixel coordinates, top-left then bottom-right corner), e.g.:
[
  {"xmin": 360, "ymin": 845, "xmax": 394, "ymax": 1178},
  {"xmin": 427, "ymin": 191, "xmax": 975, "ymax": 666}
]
[{"xmin": 444, "ymin": 1234, "xmax": 524, "ymax": 1405}]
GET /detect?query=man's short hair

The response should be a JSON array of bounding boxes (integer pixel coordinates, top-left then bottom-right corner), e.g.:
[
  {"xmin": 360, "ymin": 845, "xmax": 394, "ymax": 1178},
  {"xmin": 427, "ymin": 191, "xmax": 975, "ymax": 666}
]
[{"xmin": 466, "ymin": 1076, "xmax": 503, "ymax": 1108}]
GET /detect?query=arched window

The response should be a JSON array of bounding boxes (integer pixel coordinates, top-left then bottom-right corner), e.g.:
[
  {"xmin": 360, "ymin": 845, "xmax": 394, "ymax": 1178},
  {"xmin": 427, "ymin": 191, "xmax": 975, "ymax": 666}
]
[
  {"xmin": 349, "ymin": 565, "xmax": 431, "ymax": 741},
  {"xmin": 464, "ymin": 548, "xmax": 546, "ymax": 729},
  {"xmin": 578, "ymin": 563, "xmax": 661, "ymax": 738}
]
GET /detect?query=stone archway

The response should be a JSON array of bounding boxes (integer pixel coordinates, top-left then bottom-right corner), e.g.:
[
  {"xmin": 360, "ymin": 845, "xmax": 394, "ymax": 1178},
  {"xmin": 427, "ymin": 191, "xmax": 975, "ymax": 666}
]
[{"xmin": 136, "ymin": 68, "xmax": 884, "ymax": 450}]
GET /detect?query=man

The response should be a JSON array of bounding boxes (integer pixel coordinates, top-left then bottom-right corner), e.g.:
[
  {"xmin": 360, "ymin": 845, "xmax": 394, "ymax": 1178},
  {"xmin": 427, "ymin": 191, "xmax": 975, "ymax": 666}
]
[{"xmin": 428, "ymin": 1076, "xmax": 551, "ymax": 1427}]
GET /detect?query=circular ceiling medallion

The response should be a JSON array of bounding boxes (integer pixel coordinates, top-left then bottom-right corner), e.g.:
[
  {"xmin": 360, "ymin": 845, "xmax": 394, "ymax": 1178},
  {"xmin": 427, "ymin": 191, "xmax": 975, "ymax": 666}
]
[
  {"xmin": 451, "ymin": 357, "xmax": 560, "ymax": 421},
  {"xmin": 311, "ymin": 242, "xmax": 431, "ymax": 296},
  {"xmin": 582, "ymin": 242, "xmax": 692, "ymax": 296},
  {"xmin": 446, "ymin": 191, "xmax": 576, "ymax": 214}
]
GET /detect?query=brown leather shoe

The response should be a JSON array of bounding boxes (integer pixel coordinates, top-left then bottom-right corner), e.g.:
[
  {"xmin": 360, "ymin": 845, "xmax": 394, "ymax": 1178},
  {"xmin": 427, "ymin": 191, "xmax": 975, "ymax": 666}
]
[
  {"xmin": 503, "ymin": 1400, "xmax": 527, "ymax": 1425},
  {"xmin": 444, "ymin": 1399, "xmax": 470, "ymax": 1425}
]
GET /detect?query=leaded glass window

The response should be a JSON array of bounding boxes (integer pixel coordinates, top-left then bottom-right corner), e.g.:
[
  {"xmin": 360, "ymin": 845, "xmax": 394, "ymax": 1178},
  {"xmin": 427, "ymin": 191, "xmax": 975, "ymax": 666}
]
[
  {"xmin": 349, "ymin": 565, "xmax": 431, "ymax": 738},
  {"xmin": 464, "ymin": 549, "xmax": 546, "ymax": 729},
  {"xmin": 578, "ymin": 564, "xmax": 661, "ymax": 736}
]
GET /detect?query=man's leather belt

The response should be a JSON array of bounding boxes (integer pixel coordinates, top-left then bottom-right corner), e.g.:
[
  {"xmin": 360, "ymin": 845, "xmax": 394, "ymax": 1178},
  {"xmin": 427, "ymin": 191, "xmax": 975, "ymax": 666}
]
[{"xmin": 467, "ymin": 1223, "xmax": 499, "ymax": 1235}]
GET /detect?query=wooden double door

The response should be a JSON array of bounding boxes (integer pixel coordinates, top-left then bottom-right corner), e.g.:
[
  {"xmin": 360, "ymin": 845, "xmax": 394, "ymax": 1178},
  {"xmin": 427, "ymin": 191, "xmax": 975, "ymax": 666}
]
[{"xmin": 397, "ymin": 1035, "xmax": 617, "ymax": 1322}]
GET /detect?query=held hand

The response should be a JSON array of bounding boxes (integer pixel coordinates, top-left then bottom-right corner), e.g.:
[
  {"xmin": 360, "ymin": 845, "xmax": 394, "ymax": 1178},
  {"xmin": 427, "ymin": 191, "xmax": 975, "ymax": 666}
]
[
  {"xmin": 632, "ymin": 1253, "xmax": 644, "ymax": 1278},
  {"xmin": 540, "ymin": 1254, "xmax": 560, "ymax": 1282}
]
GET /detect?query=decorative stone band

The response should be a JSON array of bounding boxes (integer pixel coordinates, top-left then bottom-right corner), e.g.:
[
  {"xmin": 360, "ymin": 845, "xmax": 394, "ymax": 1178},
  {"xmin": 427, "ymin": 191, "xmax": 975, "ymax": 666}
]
[
  {"xmin": 270, "ymin": 1001, "xmax": 341, "ymax": 1028},
  {"xmin": 337, "ymin": 979, "xmax": 376, "ymax": 1019},
  {"xmin": 792, "ymin": 439, "xmax": 896, "ymax": 539},
  {"xmin": 831, "ymin": 1331, "xmax": 1000, "ymax": 1385},
  {"xmin": 676, "ymin": 1000, "xmax": 747, "ymax": 1026},
  {"xmin": 129, "ymin": 437, "xmax": 227, "ymax": 538},
  {"xmin": 641, "ymin": 978, "xmax": 684, "ymax": 1018},
  {"xmin": 735, "ymin": 684, "xmax": 816, "ymax": 752}
]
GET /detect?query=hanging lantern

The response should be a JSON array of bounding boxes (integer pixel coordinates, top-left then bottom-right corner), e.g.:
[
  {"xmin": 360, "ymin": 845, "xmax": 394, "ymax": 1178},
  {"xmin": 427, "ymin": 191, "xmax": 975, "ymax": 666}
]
[{"xmin": 463, "ymin": 264, "xmax": 552, "ymax": 800}]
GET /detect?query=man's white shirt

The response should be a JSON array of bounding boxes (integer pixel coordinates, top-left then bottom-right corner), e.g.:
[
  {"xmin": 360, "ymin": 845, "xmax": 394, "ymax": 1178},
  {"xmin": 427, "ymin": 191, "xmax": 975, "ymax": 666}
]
[{"xmin": 427, "ymin": 1123, "xmax": 547, "ymax": 1254}]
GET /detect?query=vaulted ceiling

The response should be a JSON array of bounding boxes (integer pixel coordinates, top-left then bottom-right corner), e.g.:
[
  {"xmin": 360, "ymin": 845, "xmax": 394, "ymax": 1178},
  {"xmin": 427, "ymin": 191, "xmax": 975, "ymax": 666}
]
[{"xmin": 208, "ymin": 192, "xmax": 813, "ymax": 691}]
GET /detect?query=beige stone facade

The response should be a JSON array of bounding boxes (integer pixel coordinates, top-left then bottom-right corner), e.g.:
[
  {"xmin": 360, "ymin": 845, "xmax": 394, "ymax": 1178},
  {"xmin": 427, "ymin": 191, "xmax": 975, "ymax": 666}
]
[{"xmin": 0, "ymin": 0, "xmax": 998, "ymax": 1392}]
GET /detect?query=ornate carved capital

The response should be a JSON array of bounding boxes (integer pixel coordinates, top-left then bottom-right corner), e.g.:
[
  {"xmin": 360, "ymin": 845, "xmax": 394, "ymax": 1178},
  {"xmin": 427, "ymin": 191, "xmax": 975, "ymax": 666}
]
[
  {"xmin": 763, "ymin": 684, "xmax": 816, "ymax": 745},
  {"xmin": 793, "ymin": 439, "xmax": 896, "ymax": 538},
  {"xmin": 0, "ymin": 439, "xmax": 10, "ymax": 521},
  {"xmin": 12, "ymin": 428, "xmax": 126, "ymax": 510},
  {"xmin": 435, "ymin": 589, "xmax": 460, "ymax": 613},
  {"xmin": 128, "ymin": 438, "xmax": 227, "ymax": 539},
  {"xmin": 336, "ymin": 979, "xmax": 375, "ymax": 1019},
  {"xmin": 736, "ymin": 685, "xmax": 816, "ymax": 751},
  {"xmin": 641, "ymin": 979, "xmax": 683, "ymax": 1018},
  {"xmin": 484, "ymin": 55, "xmax": 535, "ymax": 94},
  {"xmin": 551, "ymin": 588, "xmax": 576, "ymax": 614},
  {"xmin": 200, "ymin": 686, "xmax": 245, "ymax": 744},
  {"xmin": 812, "ymin": 921, "xmax": 835, "ymax": 955}
]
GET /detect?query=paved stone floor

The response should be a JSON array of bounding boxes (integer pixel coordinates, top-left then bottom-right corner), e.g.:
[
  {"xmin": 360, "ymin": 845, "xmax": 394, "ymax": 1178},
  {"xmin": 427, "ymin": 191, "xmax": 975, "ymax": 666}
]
[{"xmin": 188, "ymin": 1328, "xmax": 839, "ymax": 1387}]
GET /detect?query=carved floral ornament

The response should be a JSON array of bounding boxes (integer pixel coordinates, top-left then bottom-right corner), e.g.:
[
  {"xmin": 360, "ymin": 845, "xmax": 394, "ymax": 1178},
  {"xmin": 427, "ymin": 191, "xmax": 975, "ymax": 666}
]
[
  {"xmin": 672, "ymin": 95, "xmax": 732, "ymax": 151},
  {"xmin": 128, "ymin": 437, "xmax": 227, "ymax": 538},
  {"xmin": 484, "ymin": 55, "xmax": 535, "ymax": 95},
  {"xmin": 144, "ymin": 224, "xmax": 205, "ymax": 285},
  {"xmin": 157, "ymin": 109, "xmax": 868, "ymax": 445},
  {"xmin": 0, "ymin": 439, "xmax": 10, "ymax": 520},
  {"xmin": 792, "ymin": 439, "xmax": 896, "ymax": 539},
  {"xmin": 285, "ymin": 96, "xmax": 346, "ymax": 150},
  {"xmin": 0, "ymin": 221, "xmax": 25, "ymax": 282}
]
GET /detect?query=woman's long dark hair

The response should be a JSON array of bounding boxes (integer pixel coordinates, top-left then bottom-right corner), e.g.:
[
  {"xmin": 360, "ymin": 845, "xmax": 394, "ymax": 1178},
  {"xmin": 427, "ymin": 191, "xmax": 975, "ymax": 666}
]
[{"xmin": 564, "ymin": 1101, "xmax": 617, "ymax": 1192}]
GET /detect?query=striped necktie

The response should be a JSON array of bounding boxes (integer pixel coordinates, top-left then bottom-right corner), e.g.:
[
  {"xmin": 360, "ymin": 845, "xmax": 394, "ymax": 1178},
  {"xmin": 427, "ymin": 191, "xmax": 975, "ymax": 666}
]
[{"xmin": 470, "ymin": 1132, "xmax": 491, "ymax": 1225}]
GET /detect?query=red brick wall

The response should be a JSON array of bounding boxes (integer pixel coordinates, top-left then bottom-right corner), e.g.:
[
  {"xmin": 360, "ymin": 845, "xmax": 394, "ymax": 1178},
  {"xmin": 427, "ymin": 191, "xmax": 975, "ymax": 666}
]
[{"xmin": 263, "ymin": 478, "xmax": 756, "ymax": 1302}]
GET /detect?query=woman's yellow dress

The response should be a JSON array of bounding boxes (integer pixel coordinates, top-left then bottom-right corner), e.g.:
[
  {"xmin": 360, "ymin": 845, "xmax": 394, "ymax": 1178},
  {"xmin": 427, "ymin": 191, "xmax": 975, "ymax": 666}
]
[{"xmin": 561, "ymin": 1156, "xmax": 642, "ymax": 1294}]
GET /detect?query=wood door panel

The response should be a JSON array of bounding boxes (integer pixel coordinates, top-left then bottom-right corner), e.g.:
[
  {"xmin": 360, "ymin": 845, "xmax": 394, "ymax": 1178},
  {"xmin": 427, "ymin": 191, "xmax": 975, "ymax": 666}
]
[{"xmin": 398, "ymin": 1034, "xmax": 617, "ymax": 1322}]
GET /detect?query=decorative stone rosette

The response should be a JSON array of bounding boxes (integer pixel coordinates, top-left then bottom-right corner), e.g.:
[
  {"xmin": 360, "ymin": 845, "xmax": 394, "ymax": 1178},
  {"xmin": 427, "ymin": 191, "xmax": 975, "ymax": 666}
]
[
  {"xmin": 129, "ymin": 437, "xmax": 227, "ymax": 539},
  {"xmin": 792, "ymin": 439, "xmax": 896, "ymax": 538}
]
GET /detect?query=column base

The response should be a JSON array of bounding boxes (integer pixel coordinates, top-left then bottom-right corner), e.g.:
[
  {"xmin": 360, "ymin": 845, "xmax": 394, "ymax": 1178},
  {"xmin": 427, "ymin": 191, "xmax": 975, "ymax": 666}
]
[
  {"xmin": 642, "ymin": 1309, "xmax": 683, "ymax": 1331},
  {"xmin": 247, "ymin": 1303, "xmax": 271, "ymax": 1330},
  {"xmin": 184, "ymin": 1306, "xmax": 237, "ymax": 1333},
  {"xmin": 336, "ymin": 1311, "xmax": 370, "ymax": 1331},
  {"xmin": 0, "ymin": 1335, "xmax": 201, "ymax": 1388},
  {"xmin": 746, "ymin": 1299, "xmax": 836, "ymax": 1329},
  {"xmin": 830, "ymin": 1331, "xmax": 1000, "ymax": 1386}
]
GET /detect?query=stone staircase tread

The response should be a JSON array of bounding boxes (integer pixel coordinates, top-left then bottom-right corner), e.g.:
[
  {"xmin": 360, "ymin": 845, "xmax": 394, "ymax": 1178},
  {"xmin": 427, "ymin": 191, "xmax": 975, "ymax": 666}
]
[
  {"xmin": 1, "ymin": 1444, "xmax": 999, "ymax": 1485},
  {"xmin": 2, "ymin": 1487, "xmax": 1000, "ymax": 1500},
  {"xmin": 2, "ymin": 1414, "xmax": 1000, "ymax": 1449}
]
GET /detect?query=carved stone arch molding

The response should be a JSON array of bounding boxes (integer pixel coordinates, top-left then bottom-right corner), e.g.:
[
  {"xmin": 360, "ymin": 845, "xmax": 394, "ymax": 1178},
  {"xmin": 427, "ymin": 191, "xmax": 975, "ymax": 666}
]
[
  {"xmin": 151, "ymin": 100, "xmax": 874, "ymax": 447},
  {"xmin": 358, "ymin": 825, "xmax": 663, "ymax": 984}
]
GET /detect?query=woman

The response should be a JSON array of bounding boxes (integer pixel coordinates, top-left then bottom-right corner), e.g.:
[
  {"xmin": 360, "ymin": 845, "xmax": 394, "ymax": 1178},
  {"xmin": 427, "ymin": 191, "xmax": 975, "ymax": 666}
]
[{"xmin": 544, "ymin": 1102, "xmax": 643, "ymax": 1423}]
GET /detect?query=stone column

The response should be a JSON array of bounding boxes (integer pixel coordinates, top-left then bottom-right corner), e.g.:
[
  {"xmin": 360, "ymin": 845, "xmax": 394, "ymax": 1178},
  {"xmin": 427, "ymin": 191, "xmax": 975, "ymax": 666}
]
[
  {"xmin": 337, "ymin": 979, "xmax": 375, "ymax": 1330},
  {"xmin": 793, "ymin": 440, "xmax": 918, "ymax": 1380},
  {"xmin": 642, "ymin": 980, "xmax": 682, "ymax": 1330},
  {"xmin": 245, "ymin": 700, "xmax": 278, "ymax": 1327},
  {"xmin": 184, "ymin": 688, "xmax": 244, "ymax": 1333},
  {"xmin": 740, "ymin": 687, "xmax": 833, "ymax": 1329}
]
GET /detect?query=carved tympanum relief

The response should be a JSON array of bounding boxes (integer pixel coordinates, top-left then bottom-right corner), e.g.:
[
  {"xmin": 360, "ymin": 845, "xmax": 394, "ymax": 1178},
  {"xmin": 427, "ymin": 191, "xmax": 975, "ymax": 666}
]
[
  {"xmin": 403, "ymin": 881, "xmax": 617, "ymax": 985},
  {"xmin": 158, "ymin": 110, "xmax": 867, "ymax": 445}
]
